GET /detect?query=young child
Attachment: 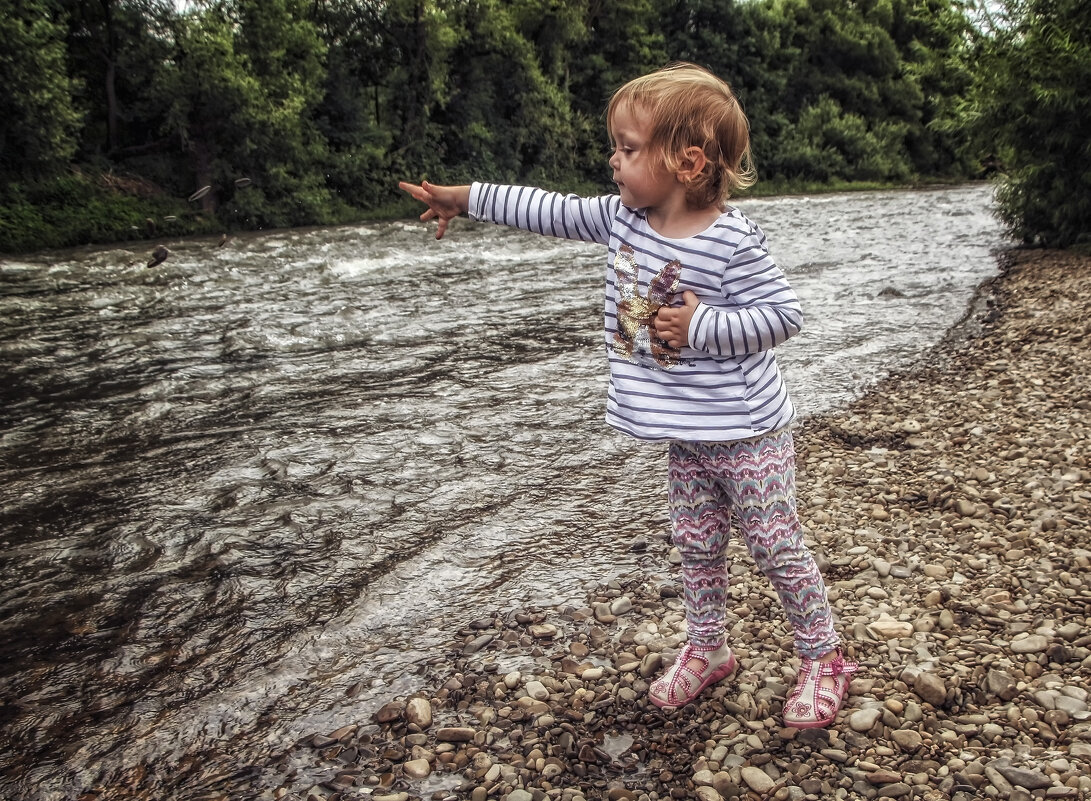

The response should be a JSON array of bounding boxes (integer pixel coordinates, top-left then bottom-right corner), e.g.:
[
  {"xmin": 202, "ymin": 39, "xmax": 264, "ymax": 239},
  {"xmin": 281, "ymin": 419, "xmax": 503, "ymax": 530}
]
[{"xmin": 399, "ymin": 62, "xmax": 856, "ymax": 729}]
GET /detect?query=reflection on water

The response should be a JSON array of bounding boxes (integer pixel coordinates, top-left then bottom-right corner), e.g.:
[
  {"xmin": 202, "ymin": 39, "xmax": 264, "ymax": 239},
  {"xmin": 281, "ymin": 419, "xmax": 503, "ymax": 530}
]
[{"xmin": 0, "ymin": 184, "xmax": 1003, "ymax": 799}]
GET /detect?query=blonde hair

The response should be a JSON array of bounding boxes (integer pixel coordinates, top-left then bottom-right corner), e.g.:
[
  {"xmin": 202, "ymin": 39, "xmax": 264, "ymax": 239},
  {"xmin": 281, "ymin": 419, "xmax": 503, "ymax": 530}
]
[{"xmin": 607, "ymin": 62, "xmax": 755, "ymax": 207}]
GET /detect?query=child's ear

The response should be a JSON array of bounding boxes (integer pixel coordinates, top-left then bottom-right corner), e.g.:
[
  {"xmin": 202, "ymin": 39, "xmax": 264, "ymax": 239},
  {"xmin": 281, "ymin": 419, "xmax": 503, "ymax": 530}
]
[{"xmin": 676, "ymin": 146, "xmax": 709, "ymax": 182}]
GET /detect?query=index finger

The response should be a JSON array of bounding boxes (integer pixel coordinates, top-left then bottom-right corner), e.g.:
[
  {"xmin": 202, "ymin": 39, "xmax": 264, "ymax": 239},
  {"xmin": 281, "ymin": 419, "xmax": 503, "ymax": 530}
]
[{"xmin": 398, "ymin": 181, "xmax": 431, "ymax": 203}]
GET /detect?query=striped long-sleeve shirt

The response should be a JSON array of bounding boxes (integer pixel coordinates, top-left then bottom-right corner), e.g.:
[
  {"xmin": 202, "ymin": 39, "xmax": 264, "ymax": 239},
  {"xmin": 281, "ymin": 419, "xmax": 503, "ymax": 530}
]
[{"xmin": 469, "ymin": 183, "xmax": 802, "ymax": 442}]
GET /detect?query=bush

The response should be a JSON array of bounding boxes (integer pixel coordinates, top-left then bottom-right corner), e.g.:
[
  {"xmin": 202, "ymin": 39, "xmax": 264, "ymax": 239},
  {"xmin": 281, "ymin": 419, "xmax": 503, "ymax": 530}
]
[
  {"xmin": 0, "ymin": 172, "xmax": 216, "ymax": 254},
  {"xmin": 965, "ymin": 0, "xmax": 1091, "ymax": 247},
  {"xmin": 768, "ymin": 97, "xmax": 913, "ymax": 183}
]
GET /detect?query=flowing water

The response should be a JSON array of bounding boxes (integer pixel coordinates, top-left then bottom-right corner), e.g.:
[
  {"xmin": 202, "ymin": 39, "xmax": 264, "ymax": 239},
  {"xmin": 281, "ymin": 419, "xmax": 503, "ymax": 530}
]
[{"xmin": 0, "ymin": 184, "xmax": 1004, "ymax": 799}]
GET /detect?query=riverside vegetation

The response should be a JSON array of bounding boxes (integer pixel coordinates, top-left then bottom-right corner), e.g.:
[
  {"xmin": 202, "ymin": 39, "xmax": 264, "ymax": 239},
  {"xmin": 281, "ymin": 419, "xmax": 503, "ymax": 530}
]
[
  {"xmin": 2, "ymin": 0, "xmax": 1088, "ymax": 254},
  {"xmin": 261, "ymin": 251, "xmax": 1091, "ymax": 801}
]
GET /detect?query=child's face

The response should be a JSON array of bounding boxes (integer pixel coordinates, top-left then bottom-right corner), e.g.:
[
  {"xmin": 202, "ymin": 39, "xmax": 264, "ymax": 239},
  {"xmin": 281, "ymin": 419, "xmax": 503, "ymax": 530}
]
[{"xmin": 608, "ymin": 103, "xmax": 675, "ymax": 211}]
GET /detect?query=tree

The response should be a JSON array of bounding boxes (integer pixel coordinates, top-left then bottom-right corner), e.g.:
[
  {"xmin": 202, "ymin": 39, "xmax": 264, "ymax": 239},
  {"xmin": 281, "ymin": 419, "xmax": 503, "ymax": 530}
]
[
  {"xmin": 774, "ymin": 96, "xmax": 911, "ymax": 182},
  {"xmin": 310, "ymin": 0, "xmax": 395, "ymax": 209},
  {"xmin": 437, "ymin": 0, "xmax": 579, "ymax": 184},
  {"xmin": 157, "ymin": 0, "xmax": 334, "ymax": 226},
  {"xmin": 886, "ymin": 0, "xmax": 976, "ymax": 177},
  {"xmin": 569, "ymin": 0, "xmax": 667, "ymax": 118},
  {"xmin": 963, "ymin": 0, "xmax": 1091, "ymax": 247},
  {"xmin": 506, "ymin": 0, "xmax": 589, "ymax": 88},
  {"xmin": 0, "ymin": 0, "xmax": 83, "ymax": 180},
  {"xmin": 378, "ymin": 0, "xmax": 458, "ymax": 182},
  {"xmin": 659, "ymin": 0, "xmax": 782, "ymax": 180},
  {"xmin": 62, "ymin": 0, "xmax": 178, "ymax": 163}
]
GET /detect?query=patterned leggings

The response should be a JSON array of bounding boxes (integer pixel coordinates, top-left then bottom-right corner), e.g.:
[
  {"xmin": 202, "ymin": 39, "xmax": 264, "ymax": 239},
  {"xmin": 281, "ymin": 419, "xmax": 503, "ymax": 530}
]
[{"xmin": 667, "ymin": 429, "xmax": 839, "ymax": 659}]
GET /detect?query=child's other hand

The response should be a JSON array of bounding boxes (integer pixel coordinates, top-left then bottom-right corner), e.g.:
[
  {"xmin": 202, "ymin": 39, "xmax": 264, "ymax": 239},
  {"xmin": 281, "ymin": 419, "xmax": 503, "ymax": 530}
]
[
  {"xmin": 398, "ymin": 181, "xmax": 470, "ymax": 240},
  {"xmin": 655, "ymin": 291, "xmax": 700, "ymax": 349}
]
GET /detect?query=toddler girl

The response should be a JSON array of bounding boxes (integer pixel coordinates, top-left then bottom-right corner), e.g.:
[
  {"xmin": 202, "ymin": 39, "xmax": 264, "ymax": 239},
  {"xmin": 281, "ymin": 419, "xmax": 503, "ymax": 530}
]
[{"xmin": 399, "ymin": 62, "xmax": 856, "ymax": 728}]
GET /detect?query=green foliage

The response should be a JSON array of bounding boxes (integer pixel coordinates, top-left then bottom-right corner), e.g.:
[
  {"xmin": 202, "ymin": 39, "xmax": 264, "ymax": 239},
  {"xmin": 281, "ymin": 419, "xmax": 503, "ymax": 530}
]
[
  {"xmin": 436, "ymin": 0, "xmax": 579, "ymax": 184},
  {"xmin": 0, "ymin": 171, "xmax": 213, "ymax": 253},
  {"xmin": 771, "ymin": 97, "xmax": 912, "ymax": 182},
  {"xmin": 310, "ymin": 2, "xmax": 398, "ymax": 209},
  {"xmin": 661, "ymin": 0, "xmax": 974, "ymax": 184},
  {"xmin": 568, "ymin": 0, "xmax": 668, "ymax": 113},
  {"xmin": 889, "ymin": 0, "xmax": 977, "ymax": 177},
  {"xmin": 378, "ymin": 0, "xmax": 459, "ymax": 182},
  {"xmin": 153, "ymin": 0, "xmax": 336, "ymax": 228},
  {"xmin": 0, "ymin": 1, "xmax": 83, "ymax": 178},
  {"xmin": 962, "ymin": 0, "xmax": 1091, "ymax": 247},
  {"xmin": 10, "ymin": 0, "xmax": 1075, "ymax": 253}
]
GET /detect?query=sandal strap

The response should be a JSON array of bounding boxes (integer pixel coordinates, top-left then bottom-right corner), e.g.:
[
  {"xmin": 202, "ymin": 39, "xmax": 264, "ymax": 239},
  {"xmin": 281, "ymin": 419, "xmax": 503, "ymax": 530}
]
[
  {"xmin": 814, "ymin": 652, "xmax": 859, "ymax": 678},
  {"xmin": 783, "ymin": 649, "xmax": 858, "ymax": 728},
  {"xmin": 656, "ymin": 644, "xmax": 707, "ymax": 696},
  {"xmin": 785, "ymin": 652, "xmax": 857, "ymax": 707},
  {"xmin": 812, "ymin": 678, "xmax": 850, "ymax": 712},
  {"xmin": 652, "ymin": 643, "xmax": 723, "ymax": 706}
]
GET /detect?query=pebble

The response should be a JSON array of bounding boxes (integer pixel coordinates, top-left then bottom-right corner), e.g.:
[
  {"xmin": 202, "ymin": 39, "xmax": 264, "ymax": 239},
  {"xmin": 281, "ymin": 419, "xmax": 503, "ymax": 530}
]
[
  {"xmin": 849, "ymin": 707, "xmax": 882, "ymax": 732},
  {"xmin": 405, "ymin": 697, "xmax": 432, "ymax": 729},
  {"xmin": 402, "ymin": 758, "xmax": 431, "ymax": 778},
  {"xmin": 280, "ymin": 250, "xmax": 1091, "ymax": 801},
  {"xmin": 525, "ymin": 680, "xmax": 549, "ymax": 700},
  {"xmin": 891, "ymin": 729, "xmax": 923, "ymax": 752},
  {"xmin": 1010, "ymin": 633, "xmax": 1050, "ymax": 653},
  {"xmin": 740, "ymin": 766, "xmax": 775, "ymax": 793},
  {"xmin": 867, "ymin": 613, "xmax": 914, "ymax": 639},
  {"xmin": 435, "ymin": 727, "xmax": 475, "ymax": 742},
  {"xmin": 913, "ymin": 672, "xmax": 947, "ymax": 707}
]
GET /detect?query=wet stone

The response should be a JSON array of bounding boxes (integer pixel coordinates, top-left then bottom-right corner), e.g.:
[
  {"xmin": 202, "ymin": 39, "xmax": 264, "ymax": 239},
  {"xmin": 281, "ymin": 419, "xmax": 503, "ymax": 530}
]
[
  {"xmin": 374, "ymin": 701, "xmax": 405, "ymax": 724},
  {"xmin": 402, "ymin": 758, "xmax": 430, "ymax": 778},
  {"xmin": 529, "ymin": 623, "xmax": 558, "ymax": 639},
  {"xmin": 405, "ymin": 698, "xmax": 432, "ymax": 729},
  {"xmin": 464, "ymin": 634, "xmax": 494, "ymax": 654},
  {"xmin": 435, "ymin": 727, "xmax": 475, "ymax": 742}
]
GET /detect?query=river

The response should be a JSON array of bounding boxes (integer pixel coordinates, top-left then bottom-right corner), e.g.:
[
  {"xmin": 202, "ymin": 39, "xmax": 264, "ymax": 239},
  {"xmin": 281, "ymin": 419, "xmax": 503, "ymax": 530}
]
[{"xmin": 0, "ymin": 184, "xmax": 1004, "ymax": 800}]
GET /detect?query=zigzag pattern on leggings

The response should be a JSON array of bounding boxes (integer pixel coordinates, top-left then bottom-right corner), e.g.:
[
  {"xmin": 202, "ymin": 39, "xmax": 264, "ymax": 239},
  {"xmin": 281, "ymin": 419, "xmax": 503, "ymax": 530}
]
[{"xmin": 667, "ymin": 429, "xmax": 838, "ymax": 659}]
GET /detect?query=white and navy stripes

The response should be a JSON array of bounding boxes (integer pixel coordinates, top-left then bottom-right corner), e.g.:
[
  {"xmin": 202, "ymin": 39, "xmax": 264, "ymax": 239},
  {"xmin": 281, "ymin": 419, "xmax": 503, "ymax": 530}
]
[{"xmin": 468, "ymin": 182, "xmax": 802, "ymax": 442}]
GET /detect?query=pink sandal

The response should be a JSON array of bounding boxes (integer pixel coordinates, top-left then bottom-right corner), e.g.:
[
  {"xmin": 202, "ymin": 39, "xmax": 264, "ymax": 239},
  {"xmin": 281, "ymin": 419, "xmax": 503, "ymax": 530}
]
[
  {"xmin": 649, "ymin": 642, "xmax": 737, "ymax": 709},
  {"xmin": 783, "ymin": 649, "xmax": 859, "ymax": 728}
]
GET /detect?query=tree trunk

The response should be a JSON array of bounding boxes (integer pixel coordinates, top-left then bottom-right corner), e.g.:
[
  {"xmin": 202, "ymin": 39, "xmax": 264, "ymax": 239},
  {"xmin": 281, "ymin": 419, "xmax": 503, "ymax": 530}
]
[
  {"xmin": 105, "ymin": 58, "xmax": 119, "ymax": 153},
  {"xmin": 192, "ymin": 135, "xmax": 216, "ymax": 212}
]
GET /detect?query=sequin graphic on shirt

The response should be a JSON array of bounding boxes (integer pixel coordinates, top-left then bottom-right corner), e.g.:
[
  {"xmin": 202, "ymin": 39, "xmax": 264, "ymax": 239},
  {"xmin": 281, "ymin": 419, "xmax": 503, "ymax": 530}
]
[{"xmin": 612, "ymin": 244, "xmax": 682, "ymax": 369}]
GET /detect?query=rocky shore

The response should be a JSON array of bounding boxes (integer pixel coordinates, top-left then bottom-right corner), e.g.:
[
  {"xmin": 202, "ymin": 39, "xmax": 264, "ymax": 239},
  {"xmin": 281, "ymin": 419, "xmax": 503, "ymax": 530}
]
[{"xmin": 268, "ymin": 249, "xmax": 1091, "ymax": 801}]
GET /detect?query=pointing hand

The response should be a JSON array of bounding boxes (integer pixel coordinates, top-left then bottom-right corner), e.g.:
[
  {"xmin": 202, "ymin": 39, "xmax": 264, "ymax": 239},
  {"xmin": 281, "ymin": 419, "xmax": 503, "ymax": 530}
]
[{"xmin": 398, "ymin": 181, "xmax": 470, "ymax": 240}]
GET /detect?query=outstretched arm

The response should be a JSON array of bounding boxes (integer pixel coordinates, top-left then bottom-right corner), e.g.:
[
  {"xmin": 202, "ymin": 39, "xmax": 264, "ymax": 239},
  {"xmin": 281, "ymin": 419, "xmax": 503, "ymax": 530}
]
[{"xmin": 398, "ymin": 181, "xmax": 471, "ymax": 240}]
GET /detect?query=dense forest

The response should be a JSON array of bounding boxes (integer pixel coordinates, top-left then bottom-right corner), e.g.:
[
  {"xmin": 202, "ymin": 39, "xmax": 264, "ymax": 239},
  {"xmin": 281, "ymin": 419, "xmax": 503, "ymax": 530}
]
[{"xmin": 0, "ymin": 0, "xmax": 1087, "ymax": 253}]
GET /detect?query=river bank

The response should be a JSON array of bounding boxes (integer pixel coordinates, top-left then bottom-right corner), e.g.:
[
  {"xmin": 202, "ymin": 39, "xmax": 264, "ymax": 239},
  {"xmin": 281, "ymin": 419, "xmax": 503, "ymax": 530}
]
[
  {"xmin": 0, "ymin": 172, "xmax": 975, "ymax": 255},
  {"xmin": 265, "ymin": 247, "xmax": 1091, "ymax": 801}
]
